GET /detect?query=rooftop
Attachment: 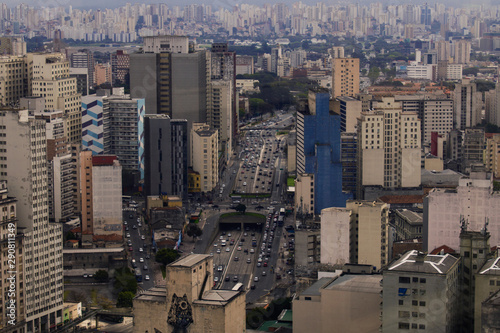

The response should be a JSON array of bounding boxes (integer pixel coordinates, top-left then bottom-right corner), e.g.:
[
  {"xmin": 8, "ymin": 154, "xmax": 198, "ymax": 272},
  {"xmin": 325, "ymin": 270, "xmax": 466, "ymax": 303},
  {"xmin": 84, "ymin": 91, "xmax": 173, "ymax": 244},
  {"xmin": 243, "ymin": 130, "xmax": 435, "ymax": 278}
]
[
  {"xmin": 63, "ymin": 247, "xmax": 124, "ymax": 254},
  {"xmin": 395, "ymin": 209, "xmax": 423, "ymax": 225},
  {"xmin": 379, "ymin": 195, "xmax": 425, "ymax": 204},
  {"xmin": 387, "ymin": 250, "xmax": 459, "ymax": 275},
  {"xmin": 479, "ymin": 257, "xmax": 500, "ymax": 276},
  {"xmin": 194, "ymin": 290, "xmax": 241, "ymax": 306},
  {"xmin": 325, "ymin": 274, "xmax": 382, "ymax": 294},
  {"xmin": 134, "ymin": 287, "xmax": 167, "ymax": 303},
  {"xmin": 300, "ymin": 277, "xmax": 332, "ymax": 297},
  {"xmin": 421, "ymin": 169, "xmax": 463, "ymax": 187},
  {"xmin": 169, "ymin": 254, "xmax": 211, "ymax": 268}
]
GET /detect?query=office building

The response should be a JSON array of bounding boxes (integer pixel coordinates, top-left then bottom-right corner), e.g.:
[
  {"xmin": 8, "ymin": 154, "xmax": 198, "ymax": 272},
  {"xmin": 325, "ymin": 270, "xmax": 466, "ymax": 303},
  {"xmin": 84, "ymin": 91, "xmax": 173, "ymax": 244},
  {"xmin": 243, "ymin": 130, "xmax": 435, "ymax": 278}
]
[
  {"xmin": 191, "ymin": 123, "xmax": 218, "ymax": 193},
  {"xmin": 133, "ymin": 254, "xmax": 245, "ymax": 333},
  {"xmin": 142, "ymin": 35, "xmax": 189, "ymax": 54},
  {"xmin": 110, "ymin": 50, "xmax": 130, "ymax": 85},
  {"xmin": 82, "ymin": 94, "xmax": 107, "ymax": 155},
  {"xmin": 294, "ymin": 173, "xmax": 315, "ymax": 217},
  {"xmin": 395, "ymin": 94, "xmax": 453, "ymax": 145},
  {"xmin": 29, "ymin": 53, "xmax": 82, "ymax": 144},
  {"xmin": 462, "ymin": 128, "xmax": 485, "ymax": 171},
  {"xmin": 0, "ymin": 55, "xmax": 28, "ymax": 106},
  {"xmin": 331, "ymin": 58, "xmax": 360, "ymax": 98},
  {"xmin": 382, "ymin": 250, "xmax": 460, "ymax": 332},
  {"xmin": 69, "ymin": 67, "xmax": 89, "ymax": 96},
  {"xmin": 0, "ymin": 181, "xmax": 25, "ymax": 333},
  {"xmin": 341, "ymin": 132, "xmax": 357, "ymax": 197},
  {"xmin": 208, "ymin": 80, "xmax": 233, "ymax": 162},
  {"xmin": 453, "ymin": 79, "xmax": 482, "ymax": 130},
  {"xmin": 424, "ymin": 171, "xmax": 500, "ymax": 253},
  {"xmin": 293, "ymin": 275, "xmax": 382, "ymax": 333},
  {"xmin": 0, "ymin": 109, "xmax": 64, "ymax": 332},
  {"xmin": 485, "ymin": 83, "xmax": 500, "ymax": 128},
  {"xmin": 296, "ymin": 89, "xmax": 352, "ymax": 215},
  {"xmin": 144, "ymin": 115, "xmax": 188, "ymax": 200},
  {"xmin": 357, "ymin": 97, "xmax": 421, "ymax": 199},
  {"xmin": 334, "ymin": 96, "xmax": 362, "ymax": 133},
  {"xmin": 394, "ymin": 209, "xmax": 423, "ymax": 241},
  {"xmin": 70, "ymin": 49, "xmax": 95, "ymax": 89},
  {"xmin": 406, "ymin": 62, "xmax": 435, "ymax": 80},
  {"xmin": 348, "ymin": 200, "xmax": 389, "ymax": 269}
]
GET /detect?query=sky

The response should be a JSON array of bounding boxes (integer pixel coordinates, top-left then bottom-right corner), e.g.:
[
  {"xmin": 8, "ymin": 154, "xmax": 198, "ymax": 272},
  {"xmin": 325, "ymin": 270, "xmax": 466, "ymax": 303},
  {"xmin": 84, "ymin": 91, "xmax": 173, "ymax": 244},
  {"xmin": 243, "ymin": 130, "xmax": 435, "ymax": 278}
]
[{"xmin": 9, "ymin": 0, "xmax": 499, "ymax": 10}]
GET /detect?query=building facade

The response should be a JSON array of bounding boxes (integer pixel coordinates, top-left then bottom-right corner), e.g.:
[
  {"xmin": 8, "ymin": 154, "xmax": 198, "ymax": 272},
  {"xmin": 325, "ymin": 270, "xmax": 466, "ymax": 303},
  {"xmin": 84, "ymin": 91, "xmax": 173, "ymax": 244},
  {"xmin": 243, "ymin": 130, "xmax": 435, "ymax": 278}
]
[
  {"xmin": 453, "ymin": 79, "xmax": 481, "ymax": 130},
  {"xmin": 331, "ymin": 57, "xmax": 360, "ymax": 99},
  {"xmin": 191, "ymin": 123, "xmax": 218, "ymax": 193},
  {"xmin": 0, "ymin": 55, "xmax": 28, "ymax": 106}
]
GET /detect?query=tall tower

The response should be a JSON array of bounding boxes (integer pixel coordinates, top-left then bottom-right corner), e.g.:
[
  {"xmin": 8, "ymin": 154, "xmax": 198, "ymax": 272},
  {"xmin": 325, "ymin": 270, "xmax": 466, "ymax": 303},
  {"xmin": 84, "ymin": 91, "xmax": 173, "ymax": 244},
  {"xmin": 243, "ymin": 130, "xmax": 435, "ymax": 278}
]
[
  {"xmin": 453, "ymin": 79, "xmax": 482, "ymax": 129},
  {"xmin": 331, "ymin": 58, "xmax": 360, "ymax": 99},
  {"xmin": 0, "ymin": 109, "xmax": 64, "ymax": 332}
]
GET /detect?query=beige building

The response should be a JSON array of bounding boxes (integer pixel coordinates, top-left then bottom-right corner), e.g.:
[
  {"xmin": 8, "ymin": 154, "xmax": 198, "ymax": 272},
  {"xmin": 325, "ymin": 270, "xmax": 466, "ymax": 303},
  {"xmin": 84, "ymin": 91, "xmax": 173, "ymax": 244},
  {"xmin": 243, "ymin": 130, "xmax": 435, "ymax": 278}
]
[
  {"xmin": 29, "ymin": 53, "xmax": 82, "ymax": 144},
  {"xmin": 0, "ymin": 180, "xmax": 25, "ymax": 333},
  {"xmin": 0, "ymin": 109, "xmax": 64, "ymax": 332},
  {"xmin": 454, "ymin": 39, "xmax": 471, "ymax": 64},
  {"xmin": 191, "ymin": 123, "xmax": 219, "ymax": 193},
  {"xmin": 293, "ymin": 275, "xmax": 382, "ymax": 333},
  {"xmin": 484, "ymin": 134, "xmax": 500, "ymax": 178},
  {"xmin": 0, "ymin": 55, "xmax": 29, "ymax": 105},
  {"xmin": 235, "ymin": 79, "xmax": 259, "ymax": 94},
  {"xmin": 94, "ymin": 62, "xmax": 112, "ymax": 86},
  {"xmin": 334, "ymin": 96, "xmax": 362, "ymax": 133},
  {"xmin": 208, "ymin": 80, "xmax": 233, "ymax": 162},
  {"xmin": 320, "ymin": 207, "xmax": 350, "ymax": 266},
  {"xmin": 475, "ymin": 257, "xmax": 500, "ymax": 332},
  {"xmin": 382, "ymin": 250, "xmax": 460, "ymax": 333},
  {"xmin": 294, "ymin": 173, "xmax": 314, "ymax": 216},
  {"xmin": 331, "ymin": 57, "xmax": 359, "ymax": 99},
  {"xmin": 357, "ymin": 97, "xmax": 421, "ymax": 197},
  {"xmin": 80, "ymin": 150, "xmax": 93, "ymax": 244},
  {"xmin": 348, "ymin": 200, "xmax": 389, "ymax": 269},
  {"xmin": 133, "ymin": 254, "xmax": 246, "ymax": 333}
]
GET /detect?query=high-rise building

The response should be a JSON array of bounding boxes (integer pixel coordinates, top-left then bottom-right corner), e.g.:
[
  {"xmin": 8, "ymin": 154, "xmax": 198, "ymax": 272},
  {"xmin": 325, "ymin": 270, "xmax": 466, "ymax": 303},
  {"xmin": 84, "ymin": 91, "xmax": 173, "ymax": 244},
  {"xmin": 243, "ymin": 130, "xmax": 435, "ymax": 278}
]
[
  {"xmin": 435, "ymin": 40, "xmax": 451, "ymax": 62},
  {"xmin": 69, "ymin": 67, "xmax": 89, "ymax": 96},
  {"xmin": 0, "ymin": 180, "xmax": 25, "ymax": 332},
  {"xmin": 382, "ymin": 250, "xmax": 460, "ymax": 332},
  {"xmin": 320, "ymin": 207, "xmax": 351, "ymax": 266},
  {"xmin": 334, "ymin": 96, "xmax": 362, "ymax": 133},
  {"xmin": 0, "ymin": 36, "xmax": 26, "ymax": 56},
  {"xmin": 424, "ymin": 171, "xmax": 500, "ymax": 252},
  {"xmin": 462, "ymin": 128, "xmax": 485, "ymax": 171},
  {"xmin": 331, "ymin": 58, "xmax": 359, "ymax": 99},
  {"xmin": 94, "ymin": 62, "xmax": 112, "ymax": 86},
  {"xmin": 208, "ymin": 80, "xmax": 233, "ymax": 162},
  {"xmin": 484, "ymin": 134, "xmax": 500, "ymax": 178},
  {"xmin": 191, "ymin": 123, "xmax": 218, "ymax": 192},
  {"xmin": 454, "ymin": 39, "xmax": 471, "ymax": 64},
  {"xmin": 341, "ymin": 132, "xmax": 357, "ymax": 197},
  {"xmin": 144, "ymin": 115, "xmax": 188, "ymax": 200},
  {"xmin": 29, "ymin": 53, "xmax": 82, "ymax": 144},
  {"xmin": 453, "ymin": 79, "xmax": 482, "ymax": 129},
  {"xmin": 235, "ymin": 55, "xmax": 254, "ymax": 75},
  {"xmin": 357, "ymin": 97, "xmax": 421, "ymax": 198},
  {"xmin": 0, "ymin": 109, "xmax": 64, "ymax": 332},
  {"xmin": 70, "ymin": 49, "xmax": 95, "ymax": 89},
  {"xmin": 328, "ymin": 46, "xmax": 345, "ymax": 59},
  {"xmin": 296, "ymin": 89, "xmax": 352, "ymax": 214},
  {"xmin": 82, "ymin": 94, "xmax": 107, "ymax": 155},
  {"xmin": 110, "ymin": 50, "xmax": 130, "ymax": 85},
  {"xmin": 142, "ymin": 35, "xmax": 189, "ymax": 54},
  {"xmin": 0, "ymin": 55, "xmax": 28, "ymax": 106}
]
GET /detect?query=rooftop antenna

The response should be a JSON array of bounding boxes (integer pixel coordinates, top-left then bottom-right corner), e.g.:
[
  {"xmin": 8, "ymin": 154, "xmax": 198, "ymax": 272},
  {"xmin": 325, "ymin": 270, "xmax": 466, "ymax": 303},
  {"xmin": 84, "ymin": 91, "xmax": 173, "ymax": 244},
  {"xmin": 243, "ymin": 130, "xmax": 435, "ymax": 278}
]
[
  {"xmin": 481, "ymin": 217, "xmax": 489, "ymax": 236},
  {"xmin": 459, "ymin": 214, "xmax": 468, "ymax": 232}
]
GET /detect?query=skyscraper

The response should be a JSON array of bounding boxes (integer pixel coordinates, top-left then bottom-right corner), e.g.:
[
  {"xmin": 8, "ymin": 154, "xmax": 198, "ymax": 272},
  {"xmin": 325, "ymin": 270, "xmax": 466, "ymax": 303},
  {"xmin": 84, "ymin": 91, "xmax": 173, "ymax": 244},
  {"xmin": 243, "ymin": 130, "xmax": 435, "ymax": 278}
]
[
  {"xmin": 144, "ymin": 115, "xmax": 188, "ymax": 200},
  {"xmin": 296, "ymin": 88, "xmax": 352, "ymax": 214},
  {"xmin": 0, "ymin": 109, "xmax": 64, "ymax": 332},
  {"xmin": 70, "ymin": 49, "xmax": 95, "ymax": 89},
  {"xmin": 453, "ymin": 79, "xmax": 482, "ymax": 129}
]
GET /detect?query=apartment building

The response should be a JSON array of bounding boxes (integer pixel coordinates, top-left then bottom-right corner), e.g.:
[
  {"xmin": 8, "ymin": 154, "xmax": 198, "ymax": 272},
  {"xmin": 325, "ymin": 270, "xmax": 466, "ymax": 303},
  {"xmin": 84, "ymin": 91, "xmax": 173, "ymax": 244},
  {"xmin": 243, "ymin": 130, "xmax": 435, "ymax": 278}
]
[
  {"xmin": 70, "ymin": 50, "xmax": 95, "ymax": 88},
  {"xmin": 453, "ymin": 39, "xmax": 471, "ymax": 64},
  {"xmin": 484, "ymin": 134, "xmax": 500, "ymax": 178},
  {"xmin": 29, "ymin": 53, "xmax": 82, "ymax": 144},
  {"xmin": 82, "ymin": 94, "xmax": 107, "ymax": 155},
  {"xmin": 110, "ymin": 50, "xmax": 129, "ymax": 85},
  {"xmin": 331, "ymin": 57, "xmax": 359, "ymax": 99},
  {"xmin": 208, "ymin": 80, "xmax": 233, "ymax": 162},
  {"xmin": 453, "ymin": 79, "xmax": 482, "ymax": 130},
  {"xmin": 0, "ymin": 181, "xmax": 25, "ymax": 333},
  {"xmin": 94, "ymin": 62, "xmax": 111, "ymax": 86},
  {"xmin": 382, "ymin": 250, "xmax": 460, "ymax": 332},
  {"xmin": 334, "ymin": 96, "xmax": 362, "ymax": 133},
  {"xmin": 357, "ymin": 97, "xmax": 421, "ymax": 198},
  {"xmin": 0, "ymin": 55, "xmax": 28, "ymax": 106},
  {"xmin": 191, "ymin": 124, "xmax": 218, "ymax": 193},
  {"xmin": 0, "ymin": 109, "xmax": 64, "ymax": 332},
  {"xmin": 394, "ymin": 209, "xmax": 423, "ymax": 241}
]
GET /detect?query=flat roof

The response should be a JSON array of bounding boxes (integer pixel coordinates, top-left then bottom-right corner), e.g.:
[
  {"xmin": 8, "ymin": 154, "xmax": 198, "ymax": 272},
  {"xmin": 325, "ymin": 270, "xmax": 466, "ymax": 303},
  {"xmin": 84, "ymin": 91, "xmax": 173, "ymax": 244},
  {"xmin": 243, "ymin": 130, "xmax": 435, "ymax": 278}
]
[
  {"xmin": 134, "ymin": 287, "xmax": 167, "ymax": 303},
  {"xmin": 300, "ymin": 277, "xmax": 332, "ymax": 297},
  {"xmin": 63, "ymin": 247, "xmax": 124, "ymax": 254},
  {"xmin": 169, "ymin": 254, "xmax": 211, "ymax": 268},
  {"xmin": 395, "ymin": 209, "xmax": 423, "ymax": 225},
  {"xmin": 387, "ymin": 250, "xmax": 458, "ymax": 275},
  {"xmin": 325, "ymin": 274, "xmax": 382, "ymax": 294}
]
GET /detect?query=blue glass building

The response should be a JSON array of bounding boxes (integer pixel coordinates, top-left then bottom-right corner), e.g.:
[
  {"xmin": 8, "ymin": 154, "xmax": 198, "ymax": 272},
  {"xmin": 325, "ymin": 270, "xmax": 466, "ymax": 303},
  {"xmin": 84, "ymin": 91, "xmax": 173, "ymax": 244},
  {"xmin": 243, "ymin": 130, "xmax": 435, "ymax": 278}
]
[{"xmin": 296, "ymin": 89, "xmax": 352, "ymax": 214}]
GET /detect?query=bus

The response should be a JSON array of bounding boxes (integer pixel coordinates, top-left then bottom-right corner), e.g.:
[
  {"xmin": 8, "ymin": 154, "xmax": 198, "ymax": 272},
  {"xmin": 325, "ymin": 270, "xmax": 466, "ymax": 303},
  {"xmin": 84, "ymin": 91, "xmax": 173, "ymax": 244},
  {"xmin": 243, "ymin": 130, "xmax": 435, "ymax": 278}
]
[
  {"xmin": 232, "ymin": 195, "xmax": 242, "ymax": 203},
  {"xmin": 122, "ymin": 195, "xmax": 132, "ymax": 202},
  {"xmin": 277, "ymin": 215, "xmax": 284, "ymax": 227},
  {"xmin": 279, "ymin": 208, "xmax": 285, "ymax": 216},
  {"xmin": 232, "ymin": 282, "xmax": 244, "ymax": 291},
  {"xmin": 135, "ymin": 268, "xmax": 143, "ymax": 282}
]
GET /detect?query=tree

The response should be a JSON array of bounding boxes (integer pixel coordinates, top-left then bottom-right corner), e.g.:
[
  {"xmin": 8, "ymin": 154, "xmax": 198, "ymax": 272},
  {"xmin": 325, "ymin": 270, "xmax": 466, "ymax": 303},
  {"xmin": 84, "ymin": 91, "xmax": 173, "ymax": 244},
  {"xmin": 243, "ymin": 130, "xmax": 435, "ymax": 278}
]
[
  {"xmin": 235, "ymin": 203, "xmax": 246, "ymax": 214},
  {"xmin": 155, "ymin": 248, "xmax": 180, "ymax": 266},
  {"xmin": 116, "ymin": 291, "xmax": 135, "ymax": 308},
  {"xmin": 114, "ymin": 267, "xmax": 137, "ymax": 294},
  {"xmin": 94, "ymin": 269, "xmax": 109, "ymax": 282},
  {"xmin": 368, "ymin": 66, "xmax": 381, "ymax": 85},
  {"xmin": 186, "ymin": 223, "xmax": 203, "ymax": 241},
  {"xmin": 65, "ymin": 231, "xmax": 77, "ymax": 241}
]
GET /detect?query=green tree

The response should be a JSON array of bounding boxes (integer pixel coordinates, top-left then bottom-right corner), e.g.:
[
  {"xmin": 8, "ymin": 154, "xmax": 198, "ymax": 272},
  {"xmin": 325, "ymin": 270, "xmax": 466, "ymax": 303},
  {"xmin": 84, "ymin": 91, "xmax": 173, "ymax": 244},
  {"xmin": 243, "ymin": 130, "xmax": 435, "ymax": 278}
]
[
  {"xmin": 186, "ymin": 223, "xmax": 203, "ymax": 241},
  {"xmin": 155, "ymin": 248, "xmax": 180, "ymax": 266},
  {"xmin": 94, "ymin": 269, "xmax": 109, "ymax": 282},
  {"xmin": 116, "ymin": 291, "xmax": 135, "ymax": 308},
  {"xmin": 114, "ymin": 267, "xmax": 137, "ymax": 294},
  {"xmin": 235, "ymin": 203, "xmax": 246, "ymax": 214},
  {"xmin": 368, "ymin": 66, "xmax": 381, "ymax": 85}
]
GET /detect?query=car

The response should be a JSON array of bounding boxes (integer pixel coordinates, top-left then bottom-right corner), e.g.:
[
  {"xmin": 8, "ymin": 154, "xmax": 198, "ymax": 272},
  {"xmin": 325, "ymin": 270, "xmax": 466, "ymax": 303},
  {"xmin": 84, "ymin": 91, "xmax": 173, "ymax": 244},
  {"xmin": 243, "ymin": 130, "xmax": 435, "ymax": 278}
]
[
  {"xmin": 251, "ymin": 284, "xmax": 256, "ymax": 290},
  {"xmin": 126, "ymin": 233, "xmax": 131, "ymax": 238},
  {"xmin": 133, "ymin": 225, "xmax": 137, "ymax": 229},
  {"xmin": 132, "ymin": 262, "xmax": 137, "ymax": 268},
  {"xmin": 139, "ymin": 257, "xmax": 144, "ymax": 263},
  {"xmin": 214, "ymin": 276, "xmax": 219, "ymax": 283},
  {"xmin": 124, "ymin": 221, "xmax": 128, "ymax": 225},
  {"xmin": 139, "ymin": 248, "xmax": 143, "ymax": 252},
  {"xmin": 254, "ymin": 276, "xmax": 259, "ymax": 282},
  {"xmin": 145, "ymin": 275, "xmax": 150, "ymax": 281},
  {"xmin": 237, "ymin": 247, "xmax": 242, "ymax": 251},
  {"xmin": 219, "ymin": 235, "xmax": 224, "ymax": 240},
  {"xmin": 276, "ymin": 274, "xmax": 282, "ymax": 280},
  {"xmin": 141, "ymin": 235, "xmax": 146, "ymax": 240},
  {"xmin": 128, "ymin": 247, "xmax": 133, "ymax": 251},
  {"xmin": 218, "ymin": 265, "xmax": 223, "ymax": 272},
  {"xmin": 143, "ymin": 265, "xmax": 148, "ymax": 270},
  {"xmin": 250, "ymin": 248, "xmax": 255, "ymax": 253},
  {"xmin": 262, "ymin": 271, "xmax": 266, "ymax": 276},
  {"xmin": 225, "ymin": 276, "xmax": 230, "ymax": 282},
  {"xmin": 257, "ymin": 262, "xmax": 262, "ymax": 267},
  {"xmin": 88, "ymin": 274, "xmax": 93, "ymax": 278},
  {"xmin": 228, "ymin": 233, "xmax": 232, "ymax": 237},
  {"xmin": 214, "ymin": 243, "xmax": 218, "ymax": 247},
  {"xmin": 217, "ymin": 248, "xmax": 221, "ymax": 254},
  {"xmin": 226, "ymin": 247, "xmax": 230, "ymax": 252},
  {"xmin": 83, "ymin": 274, "xmax": 88, "ymax": 278},
  {"xmin": 234, "ymin": 257, "xmax": 239, "ymax": 261},
  {"xmin": 146, "ymin": 255, "xmax": 150, "ymax": 259},
  {"xmin": 125, "ymin": 226, "xmax": 129, "ymax": 231},
  {"xmin": 233, "ymin": 276, "xmax": 238, "ymax": 282},
  {"xmin": 138, "ymin": 222, "xmax": 142, "ymax": 227},
  {"xmin": 247, "ymin": 258, "xmax": 251, "ymax": 264},
  {"xmin": 263, "ymin": 262, "xmax": 268, "ymax": 267},
  {"xmin": 129, "ymin": 214, "xmax": 133, "ymax": 218}
]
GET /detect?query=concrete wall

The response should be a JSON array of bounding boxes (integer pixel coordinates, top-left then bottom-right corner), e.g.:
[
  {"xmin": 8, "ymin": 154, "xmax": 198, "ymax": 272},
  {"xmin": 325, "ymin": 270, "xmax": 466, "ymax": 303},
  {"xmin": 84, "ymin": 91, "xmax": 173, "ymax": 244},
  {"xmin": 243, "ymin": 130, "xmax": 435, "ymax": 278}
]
[
  {"xmin": 362, "ymin": 149, "xmax": 384, "ymax": 186},
  {"xmin": 321, "ymin": 207, "xmax": 350, "ymax": 266},
  {"xmin": 92, "ymin": 162, "xmax": 122, "ymax": 236},
  {"xmin": 133, "ymin": 297, "xmax": 168, "ymax": 333},
  {"xmin": 130, "ymin": 53, "xmax": 158, "ymax": 115}
]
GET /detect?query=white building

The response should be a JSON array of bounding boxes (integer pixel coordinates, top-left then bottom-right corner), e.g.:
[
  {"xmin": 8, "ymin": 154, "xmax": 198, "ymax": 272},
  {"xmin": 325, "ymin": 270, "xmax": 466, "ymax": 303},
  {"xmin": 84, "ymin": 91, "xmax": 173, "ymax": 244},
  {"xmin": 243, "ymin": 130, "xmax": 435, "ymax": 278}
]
[
  {"xmin": 382, "ymin": 250, "xmax": 460, "ymax": 332},
  {"xmin": 406, "ymin": 62, "xmax": 435, "ymax": 80},
  {"xmin": 235, "ymin": 79, "xmax": 260, "ymax": 94},
  {"xmin": 446, "ymin": 64, "xmax": 463, "ymax": 80},
  {"xmin": 142, "ymin": 35, "xmax": 189, "ymax": 54},
  {"xmin": 453, "ymin": 79, "xmax": 482, "ymax": 130},
  {"xmin": 0, "ymin": 110, "xmax": 64, "ymax": 332},
  {"xmin": 424, "ymin": 171, "xmax": 500, "ymax": 252}
]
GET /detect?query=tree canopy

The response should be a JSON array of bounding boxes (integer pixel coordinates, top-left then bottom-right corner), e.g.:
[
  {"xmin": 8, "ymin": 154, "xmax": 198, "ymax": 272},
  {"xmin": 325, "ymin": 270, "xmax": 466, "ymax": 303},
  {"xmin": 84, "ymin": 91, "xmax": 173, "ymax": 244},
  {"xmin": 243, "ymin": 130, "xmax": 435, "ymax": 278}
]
[
  {"xmin": 186, "ymin": 223, "xmax": 203, "ymax": 241},
  {"xmin": 155, "ymin": 248, "xmax": 180, "ymax": 266}
]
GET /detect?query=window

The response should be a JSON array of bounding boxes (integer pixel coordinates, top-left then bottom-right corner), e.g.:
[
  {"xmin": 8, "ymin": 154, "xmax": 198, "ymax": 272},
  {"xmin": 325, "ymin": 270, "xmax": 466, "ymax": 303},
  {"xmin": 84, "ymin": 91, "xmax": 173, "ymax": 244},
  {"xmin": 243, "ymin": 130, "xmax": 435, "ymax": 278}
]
[
  {"xmin": 305, "ymin": 297, "xmax": 311, "ymax": 301},
  {"xmin": 420, "ymin": 278, "xmax": 426, "ymax": 283},
  {"xmin": 412, "ymin": 312, "xmax": 418, "ymax": 318},
  {"xmin": 412, "ymin": 300, "xmax": 418, "ymax": 306},
  {"xmin": 419, "ymin": 324, "xmax": 426, "ymax": 329},
  {"xmin": 419, "ymin": 301, "xmax": 426, "ymax": 306},
  {"xmin": 399, "ymin": 277, "xmax": 410, "ymax": 284},
  {"xmin": 412, "ymin": 277, "xmax": 418, "ymax": 283},
  {"xmin": 412, "ymin": 323, "xmax": 418, "ymax": 329},
  {"xmin": 398, "ymin": 311, "xmax": 410, "ymax": 318},
  {"xmin": 399, "ymin": 300, "xmax": 404, "ymax": 305},
  {"xmin": 398, "ymin": 323, "xmax": 410, "ymax": 330}
]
